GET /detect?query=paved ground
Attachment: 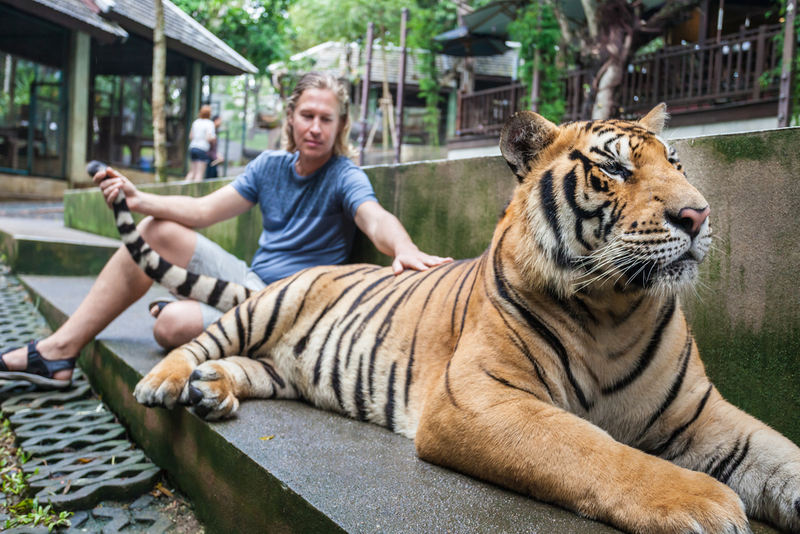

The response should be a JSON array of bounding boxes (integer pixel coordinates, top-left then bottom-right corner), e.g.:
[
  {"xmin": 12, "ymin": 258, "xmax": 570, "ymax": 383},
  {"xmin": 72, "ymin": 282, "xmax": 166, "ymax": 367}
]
[
  {"xmin": 0, "ymin": 261, "xmax": 201, "ymax": 532},
  {"xmin": 0, "ymin": 202, "xmax": 65, "ymax": 221}
]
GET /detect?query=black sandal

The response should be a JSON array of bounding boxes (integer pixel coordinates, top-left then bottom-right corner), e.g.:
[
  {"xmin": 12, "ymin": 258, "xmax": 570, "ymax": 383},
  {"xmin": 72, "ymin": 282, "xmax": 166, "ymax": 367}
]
[{"xmin": 0, "ymin": 340, "xmax": 77, "ymax": 389}]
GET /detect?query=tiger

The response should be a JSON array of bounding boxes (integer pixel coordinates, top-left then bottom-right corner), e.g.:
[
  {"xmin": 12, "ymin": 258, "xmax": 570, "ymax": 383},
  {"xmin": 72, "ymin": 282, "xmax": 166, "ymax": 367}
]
[{"xmin": 104, "ymin": 104, "xmax": 800, "ymax": 534}]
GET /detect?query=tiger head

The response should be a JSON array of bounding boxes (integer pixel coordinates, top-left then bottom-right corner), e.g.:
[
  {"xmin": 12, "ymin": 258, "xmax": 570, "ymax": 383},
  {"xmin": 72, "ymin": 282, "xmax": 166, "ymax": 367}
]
[{"xmin": 499, "ymin": 104, "xmax": 711, "ymax": 299}]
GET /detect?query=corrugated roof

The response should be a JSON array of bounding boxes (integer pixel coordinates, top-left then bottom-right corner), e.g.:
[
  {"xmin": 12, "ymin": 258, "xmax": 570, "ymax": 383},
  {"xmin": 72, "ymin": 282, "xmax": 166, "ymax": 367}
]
[
  {"xmin": 0, "ymin": 0, "xmax": 128, "ymax": 41},
  {"xmin": 97, "ymin": 0, "xmax": 257, "ymax": 75},
  {"xmin": 270, "ymin": 41, "xmax": 518, "ymax": 86}
]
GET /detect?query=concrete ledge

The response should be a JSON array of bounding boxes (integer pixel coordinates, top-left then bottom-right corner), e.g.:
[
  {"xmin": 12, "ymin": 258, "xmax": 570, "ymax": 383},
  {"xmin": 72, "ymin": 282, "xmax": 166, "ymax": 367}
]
[
  {"xmin": 0, "ymin": 217, "xmax": 120, "ymax": 275},
  {"xmin": 19, "ymin": 274, "xmax": 627, "ymax": 534}
]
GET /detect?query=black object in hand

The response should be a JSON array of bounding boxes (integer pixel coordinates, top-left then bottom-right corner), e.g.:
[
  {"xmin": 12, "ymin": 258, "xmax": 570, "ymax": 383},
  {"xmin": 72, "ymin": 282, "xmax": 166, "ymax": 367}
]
[{"xmin": 86, "ymin": 160, "xmax": 108, "ymax": 178}]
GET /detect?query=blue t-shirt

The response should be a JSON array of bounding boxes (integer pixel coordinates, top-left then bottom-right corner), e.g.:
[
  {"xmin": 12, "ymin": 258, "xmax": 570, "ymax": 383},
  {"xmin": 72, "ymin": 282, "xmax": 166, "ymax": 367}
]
[{"xmin": 231, "ymin": 150, "xmax": 378, "ymax": 284}]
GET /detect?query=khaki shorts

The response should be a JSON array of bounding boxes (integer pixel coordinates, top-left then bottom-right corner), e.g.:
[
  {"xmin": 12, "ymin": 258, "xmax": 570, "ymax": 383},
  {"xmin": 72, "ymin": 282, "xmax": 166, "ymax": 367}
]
[{"xmin": 186, "ymin": 233, "xmax": 267, "ymax": 327}]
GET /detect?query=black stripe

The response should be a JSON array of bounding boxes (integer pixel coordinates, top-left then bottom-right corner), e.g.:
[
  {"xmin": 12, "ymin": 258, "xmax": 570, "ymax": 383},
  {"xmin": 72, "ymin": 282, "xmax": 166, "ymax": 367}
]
[
  {"xmin": 331, "ymin": 314, "xmax": 360, "ymax": 409},
  {"xmin": 235, "ymin": 307, "xmax": 245, "ymax": 355},
  {"xmin": 295, "ymin": 279, "xmax": 362, "ymax": 357},
  {"xmin": 313, "ymin": 319, "xmax": 339, "ymax": 386},
  {"xmin": 563, "ymin": 166, "xmax": 611, "ymax": 251},
  {"xmin": 259, "ymin": 360, "xmax": 285, "ymax": 389},
  {"xmin": 445, "ymin": 360, "xmax": 460, "ymax": 409},
  {"xmin": 404, "ymin": 260, "xmax": 467, "ymax": 407},
  {"xmin": 637, "ymin": 331, "xmax": 693, "ymax": 440},
  {"xmin": 710, "ymin": 435, "xmax": 751, "ymax": 485},
  {"xmin": 493, "ymin": 230, "xmax": 590, "ymax": 410},
  {"xmin": 213, "ymin": 318, "xmax": 232, "ymax": 345},
  {"xmin": 144, "ymin": 256, "xmax": 172, "ymax": 281},
  {"xmin": 484, "ymin": 286, "xmax": 555, "ymax": 402},
  {"xmin": 182, "ymin": 345, "xmax": 202, "ymax": 364},
  {"xmin": 366, "ymin": 273, "xmax": 430, "ymax": 400},
  {"xmin": 354, "ymin": 355, "xmax": 367, "ymax": 421},
  {"xmin": 176, "ymin": 271, "xmax": 200, "ymax": 298},
  {"xmin": 248, "ymin": 282, "xmax": 291, "ymax": 356},
  {"xmin": 117, "ymin": 222, "xmax": 137, "ymax": 235},
  {"xmin": 333, "ymin": 265, "xmax": 375, "ymax": 280},
  {"xmin": 204, "ymin": 330, "xmax": 225, "ymax": 359},
  {"xmin": 450, "ymin": 261, "xmax": 479, "ymax": 334},
  {"xmin": 650, "ymin": 384, "xmax": 713, "ymax": 457},
  {"xmin": 345, "ymin": 274, "xmax": 395, "ymax": 315},
  {"xmin": 196, "ymin": 341, "xmax": 210, "ymax": 360},
  {"xmin": 384, "ymin": 361, "xmax": 397, "ymax": 431},
  {"xmin": 612, "ymin": 296, "xmax": 643, "ymax": 327},
  {"xmin": 483, "ymin": 367, "xmax": 543, "ymax": 400},
  {"xmin": 539, "ymin": 170, "xmax": 572, "ymax": 268},
  {"xmin": 207, "ymin": 279, "xmax": 229, "ymax": 308},
  {"xmin": 292, "ymin": 271, "xmax": 328, "ymax": 323},
  {"xmin": 602, "ymin": 297, "xmax": 676, "ymax": 395}
]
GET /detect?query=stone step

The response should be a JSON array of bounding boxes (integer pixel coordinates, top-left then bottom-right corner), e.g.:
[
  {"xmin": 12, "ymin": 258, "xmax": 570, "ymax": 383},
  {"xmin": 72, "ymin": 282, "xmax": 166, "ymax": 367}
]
[
  {"xmin": 0, "ymin": 217, "xmax": 120, "ymax": 276},
  {"xmin": 17, "ymin": 274, "xmax": 628, "ymax": 534}
]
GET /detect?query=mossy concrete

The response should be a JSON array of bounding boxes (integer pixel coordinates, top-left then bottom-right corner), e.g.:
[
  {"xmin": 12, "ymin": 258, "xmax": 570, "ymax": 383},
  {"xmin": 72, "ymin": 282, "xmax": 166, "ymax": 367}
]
[
  {"xmin": 0, "ymin": 217, "xmax": 120, "ymax": 275},
  {"xmin": 62, "ymin": 128, "xmax": 800, "ymax": 446}
]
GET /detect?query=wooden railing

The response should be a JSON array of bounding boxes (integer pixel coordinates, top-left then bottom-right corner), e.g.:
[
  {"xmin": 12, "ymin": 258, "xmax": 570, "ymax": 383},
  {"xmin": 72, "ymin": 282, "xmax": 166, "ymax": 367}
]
[
  {"xmin": 454, "ymin": 24, "xmax": 784, "ymax": 136},
  {"xmin": 456, "ymin": 83, "xmax": 526, "ymax": 136},
  {"xmin": 617, "ymin": 24, "xmax": 783, "ymax": 115}
]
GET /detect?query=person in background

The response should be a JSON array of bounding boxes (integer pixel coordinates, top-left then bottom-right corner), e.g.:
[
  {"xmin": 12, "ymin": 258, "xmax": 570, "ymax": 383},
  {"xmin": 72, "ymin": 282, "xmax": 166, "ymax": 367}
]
[
  {"xmin": 205, "ymin": 115, "xmax": 225, "ymax": 180},
  {"xmin": 0, "ymin": 72, "xmax": 451, "ymax": 389},
  {"xmin": 186, "ymin": 105, "xmax": 216, "ymax": 182}
]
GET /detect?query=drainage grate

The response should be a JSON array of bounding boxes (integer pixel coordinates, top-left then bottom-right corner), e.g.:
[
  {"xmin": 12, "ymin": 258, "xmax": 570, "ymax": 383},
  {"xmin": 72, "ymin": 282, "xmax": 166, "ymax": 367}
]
[{"xmin": 0, "ymin": 265, "xmax": 202, "ymax": 532}]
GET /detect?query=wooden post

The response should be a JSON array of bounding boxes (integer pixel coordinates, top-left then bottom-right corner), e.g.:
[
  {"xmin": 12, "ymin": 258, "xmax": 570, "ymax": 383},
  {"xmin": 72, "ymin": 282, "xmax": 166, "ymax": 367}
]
[
  {"xmin": 778, "ymin": 0, "xmax": 796, "ymax": 127},
  {"xmin": 394, "ymin": 8, "xmax": 408, "ymax": 165},
  {"xmin": 698, "ymin": 0, "xmax": 709, "ymax": 44},
  {"xmin": 753, "ymin": 24, "xmax": 767, "ymax": 100},
  {"xmin": 530, "ymin": 7, "xmax": 542, "ymax": 113},
  {"xmin": 358, "ymin": 22, "xmax": 374, "ymax": 166}
]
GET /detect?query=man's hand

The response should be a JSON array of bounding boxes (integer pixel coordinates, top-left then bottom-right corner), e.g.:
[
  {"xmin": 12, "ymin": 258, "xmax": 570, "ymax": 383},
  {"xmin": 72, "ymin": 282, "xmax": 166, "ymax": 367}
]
[
  {"xmin": 392, "ymin": 243, "xmax": 451, "ymax": 275},
  {"xmin": 93, "ymin": 167, "xmax": 141, "ymax": 211},
  {"xmin": 355, "ymin": 201, "xmax": 453, "ymax": 276}
]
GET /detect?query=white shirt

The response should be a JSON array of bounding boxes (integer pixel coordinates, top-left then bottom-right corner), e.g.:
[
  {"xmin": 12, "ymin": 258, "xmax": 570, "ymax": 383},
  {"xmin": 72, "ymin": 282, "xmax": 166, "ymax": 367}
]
[{"xmin": 189, "ymin": 118, "xmax": 216, "ymax": 152}]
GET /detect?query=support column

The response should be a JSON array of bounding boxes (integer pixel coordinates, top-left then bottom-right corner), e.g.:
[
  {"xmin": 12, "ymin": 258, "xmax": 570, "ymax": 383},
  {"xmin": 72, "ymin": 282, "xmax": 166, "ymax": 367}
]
[
  {"xmin": 184, "ymin": 61, "xmax": 203, "ymax": 172},
  {"xmin": 778, "ymin": 0, "xmax": 796, "ymax": 128},
  {"xmin": 66, "ymin": 31, "xmax": 91, "ymax": 186}
]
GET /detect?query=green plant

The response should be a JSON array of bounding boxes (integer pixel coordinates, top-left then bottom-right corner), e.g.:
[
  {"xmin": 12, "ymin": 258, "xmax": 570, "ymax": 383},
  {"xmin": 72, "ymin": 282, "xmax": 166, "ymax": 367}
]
[
  {"xmin": 4, "ymin": 498, "xmax": 72, "ymax": 531},
  {"xmin": 507, "ymin": 1, "xmax": 565, "ymax": 124}
]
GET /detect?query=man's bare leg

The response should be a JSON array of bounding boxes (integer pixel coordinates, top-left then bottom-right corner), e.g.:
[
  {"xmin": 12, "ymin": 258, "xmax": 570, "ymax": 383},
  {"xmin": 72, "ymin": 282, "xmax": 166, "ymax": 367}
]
[{"xmin": 0, "ymin": 218, "xmax": 199, "ymax": 381}]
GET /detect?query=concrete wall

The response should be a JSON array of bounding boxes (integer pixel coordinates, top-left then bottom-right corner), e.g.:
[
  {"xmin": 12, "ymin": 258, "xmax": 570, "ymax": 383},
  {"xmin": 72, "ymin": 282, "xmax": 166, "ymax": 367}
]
[{"xmin": 64, "ymin": 127, "xmax": 800, "ymax": 442}]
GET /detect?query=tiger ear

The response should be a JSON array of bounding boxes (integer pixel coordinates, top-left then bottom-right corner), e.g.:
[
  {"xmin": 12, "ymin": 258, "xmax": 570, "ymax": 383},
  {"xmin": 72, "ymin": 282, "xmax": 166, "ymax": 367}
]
[
  {"xmin": 638, "ymin": 103, "xmax": 668, "ymax": 136},
  {"xmin": 500, "ymin": 111, "xmax": 558, "ymax": 182}
]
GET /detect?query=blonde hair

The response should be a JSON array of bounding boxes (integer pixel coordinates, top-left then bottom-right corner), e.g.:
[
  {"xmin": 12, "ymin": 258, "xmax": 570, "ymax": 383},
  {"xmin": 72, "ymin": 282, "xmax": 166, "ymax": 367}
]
[
  {"xmin": 281, "ymin": 72, "xmax": 354, "ymax": 158},
  {"xmin": 198, "ymin": 105, "xmax": 212, "ymax": 119}
]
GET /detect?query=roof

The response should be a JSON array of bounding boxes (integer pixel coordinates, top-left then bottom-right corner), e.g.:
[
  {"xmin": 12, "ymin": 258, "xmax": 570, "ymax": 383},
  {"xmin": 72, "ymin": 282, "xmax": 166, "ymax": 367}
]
[
  {"xmin": 96, "ymin": 0, "xmax": 257, "ymax": 75},
  {"xmin": 0, "ymin": 0, "xmax": 128, "ymax": 42},
  {"xmin": 270, "ymin": 41, "xmax": 519, "ymax": 87},
  {"xmin": 0, "ymin": 0, "xmax": 256, "ymax": 75},
  {"xmin": 92, "ymin": 0, "xmax": 257, "ymax": 75}
]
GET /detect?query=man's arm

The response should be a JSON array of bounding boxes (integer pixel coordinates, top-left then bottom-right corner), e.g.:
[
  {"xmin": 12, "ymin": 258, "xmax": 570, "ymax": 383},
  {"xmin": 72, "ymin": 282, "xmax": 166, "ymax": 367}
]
[
  {"xmin": 354, "ymin": 200, "xmax": 452, "ymax": 275},
  {"xmin": 95, "ymin": 167, "xmax": 254, "ymax": 228}
]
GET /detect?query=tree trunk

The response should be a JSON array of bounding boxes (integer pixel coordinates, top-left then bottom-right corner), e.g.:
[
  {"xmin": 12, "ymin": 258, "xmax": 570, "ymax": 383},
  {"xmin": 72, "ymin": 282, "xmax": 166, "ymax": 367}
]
[
  {"xmin": 591, "ymin": 33, "xmax": 632, "ymax": 119},
  {"xmin": 152, "ymin": 0, "xmax": 167, "ymax": 183}
]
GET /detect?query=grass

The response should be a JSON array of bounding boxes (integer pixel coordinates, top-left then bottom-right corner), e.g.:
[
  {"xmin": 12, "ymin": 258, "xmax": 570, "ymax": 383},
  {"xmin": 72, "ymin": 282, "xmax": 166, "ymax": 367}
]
[{"xmin": 1, "ymin": 418, "xmax": 73, "ymax": 531}]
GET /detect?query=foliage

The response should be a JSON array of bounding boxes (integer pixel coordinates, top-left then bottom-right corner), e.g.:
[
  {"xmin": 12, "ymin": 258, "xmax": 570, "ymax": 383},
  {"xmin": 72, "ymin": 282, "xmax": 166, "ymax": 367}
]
[
  {"xmin": 172, "ymin": 0, "xmax": 292, "ymax": 72},
  {"xmin": 508, "ymin": 2, "xmax": 565, "ymax": 124},
  {"xmin": 1, "ymin": 419, "xmax": 72, "ymax": 532},
  {"xmin": 770, "ymin": 0, "xmax": 800, "ymax": 125},
  {"xmin": 288, "ymin": 0, "xmax": 407, "ymax": 54},
  {"xmin": 407, "ymin": 1, "xmax": 457, "ymax": 145}
]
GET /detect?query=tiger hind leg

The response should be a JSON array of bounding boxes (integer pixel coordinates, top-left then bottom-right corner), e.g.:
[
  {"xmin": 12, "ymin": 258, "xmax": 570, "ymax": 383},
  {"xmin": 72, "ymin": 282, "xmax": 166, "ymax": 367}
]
[{"xmin": 187, "ymin": 356, "xmax": 296, "ymax": 420}]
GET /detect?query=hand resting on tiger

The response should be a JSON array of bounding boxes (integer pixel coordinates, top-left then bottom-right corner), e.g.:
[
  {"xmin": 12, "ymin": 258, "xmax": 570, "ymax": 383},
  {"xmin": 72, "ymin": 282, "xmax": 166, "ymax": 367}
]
[{"xmin": 115, "ymin": 104, "xmax": 800, "ymax": 534}]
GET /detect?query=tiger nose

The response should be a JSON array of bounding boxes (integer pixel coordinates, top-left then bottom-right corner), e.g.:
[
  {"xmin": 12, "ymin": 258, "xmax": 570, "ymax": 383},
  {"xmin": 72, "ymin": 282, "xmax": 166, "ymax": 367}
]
[{"xmin": 668, "ymin": 206, "xmax": 710, "ymax": 239}]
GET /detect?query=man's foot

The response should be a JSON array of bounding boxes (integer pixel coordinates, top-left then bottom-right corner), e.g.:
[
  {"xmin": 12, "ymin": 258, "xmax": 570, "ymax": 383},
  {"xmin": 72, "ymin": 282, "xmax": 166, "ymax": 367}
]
[
  {"xmin": 0, "ymin": 340, "xmax": 76, "ymax": 388},
  {"xmin": 149, "ymin": 297, "xmax": 174, "ymax": 318}
]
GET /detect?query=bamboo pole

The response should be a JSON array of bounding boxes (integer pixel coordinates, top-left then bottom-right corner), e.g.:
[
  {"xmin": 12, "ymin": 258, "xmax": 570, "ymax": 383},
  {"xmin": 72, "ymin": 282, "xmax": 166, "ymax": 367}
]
[
  {"xmin": 394, "ymin": 8, "xmax": 408, "ymax": 165},
  {"xmin": 358, "ymin": 23, "xmax": 374, "ymax": 166}
]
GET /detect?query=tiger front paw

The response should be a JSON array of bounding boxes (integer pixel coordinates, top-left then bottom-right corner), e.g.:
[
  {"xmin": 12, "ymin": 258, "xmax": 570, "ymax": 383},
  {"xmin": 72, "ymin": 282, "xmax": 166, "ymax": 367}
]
[
  {"xmin": 133, "ymin": 355, "xmax": 194, "ymax": 409},
  {"xmin": 186, "ymin": 361, "xmax": 240, "ymax": 420},
  {"xmin": 623, "ymin": 468, "xmax": 751, "ymax": 534}
]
